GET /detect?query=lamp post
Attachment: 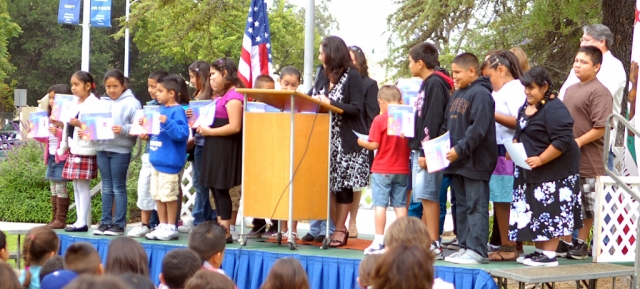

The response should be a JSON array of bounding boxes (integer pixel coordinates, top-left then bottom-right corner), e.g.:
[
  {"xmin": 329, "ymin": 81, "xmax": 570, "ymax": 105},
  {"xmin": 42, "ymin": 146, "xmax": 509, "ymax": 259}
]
[
  {"xmin": 124, "ymin": 0, "xmax": 139, "ymax": 77},
  {"xmin": 302, "ymin": 0, "xmax": 315, "ymax": 93},
  {"xmin": 81, "ymin": 0, "xmax": 90, "ymax": 71}
]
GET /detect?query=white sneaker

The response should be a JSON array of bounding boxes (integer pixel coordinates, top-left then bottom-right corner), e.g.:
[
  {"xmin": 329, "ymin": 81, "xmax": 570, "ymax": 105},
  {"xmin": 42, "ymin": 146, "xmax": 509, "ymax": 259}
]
[
  {"xmin": 145, "ymin": 228, "xmax": 161, "ymax": 240},
  {"xmin": 157, "ymin": 228, "xmax": 179, "ymax": 241},
  {"xmin": 445, "ymin": 252, "xmax": 480, "ymax": 265},
  {"xmin": 364, "ymin": 242, "xmax": 385, "ymax": 255},
  {"xmin": 178, "ymin": 219, "xmax": 195, "ymax": 233},
  {"xmin": 127, "ymin": 224, "xmax": 150, "ymax": 238}
]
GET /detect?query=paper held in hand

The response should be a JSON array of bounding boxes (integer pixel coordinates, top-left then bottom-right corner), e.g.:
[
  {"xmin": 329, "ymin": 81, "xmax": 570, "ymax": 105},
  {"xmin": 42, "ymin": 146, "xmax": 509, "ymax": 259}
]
[
  {"xmin": 129, "ymin": 110, "xmax": 145, "ymax": 135},
  {"xmin": 193, "ymin": 100, "xmax": 217, "ymax": 128},
  {"xmin": 28, "ymin": 111, "xmax": 49, "ymax": 138},
  {"xmin": 421, "ymin": 131, "xmax": 450, "ymax": 173},
  {"xmin": 50, "ymin": 94, "xmax": 78, "ymax": 123},
  {"xmin": 352, "ymin": 130, "xmax": 369, "ymax": 140},
  {"xmin": 387, "ymin": 104, "xmax": 415, "ymax": 138},
  {"xmin": 503, "ymin": 142, "xmax": 532, "ymax": 170},
  {"xmin": 80, "ymin": 112, "xmax": 115, "ymax": 140}
]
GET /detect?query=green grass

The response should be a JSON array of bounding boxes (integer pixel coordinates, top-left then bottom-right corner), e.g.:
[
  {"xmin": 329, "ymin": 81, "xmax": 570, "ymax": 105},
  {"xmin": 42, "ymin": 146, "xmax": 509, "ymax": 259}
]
[{"xmin": 6, "ymin": 234, "xmax": 19, "ymax": 266}]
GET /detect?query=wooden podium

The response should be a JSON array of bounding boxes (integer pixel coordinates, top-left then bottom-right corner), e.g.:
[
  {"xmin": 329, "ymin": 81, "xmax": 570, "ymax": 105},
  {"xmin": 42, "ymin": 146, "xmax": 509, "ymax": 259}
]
[{"xmin": 235, "ymin": 89, "xmax": 342, "ymax": 250}]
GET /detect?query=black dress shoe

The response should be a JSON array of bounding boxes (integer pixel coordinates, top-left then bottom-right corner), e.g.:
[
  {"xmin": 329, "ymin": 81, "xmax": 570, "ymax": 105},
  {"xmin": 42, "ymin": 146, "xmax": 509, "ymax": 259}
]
[
  {"xmin": 64, "ymin": 225, "xmax": 88, "ymax": 232},
  {"xmin": 314, "ymin": 235, "xmax": 325, "ymax": 242}
]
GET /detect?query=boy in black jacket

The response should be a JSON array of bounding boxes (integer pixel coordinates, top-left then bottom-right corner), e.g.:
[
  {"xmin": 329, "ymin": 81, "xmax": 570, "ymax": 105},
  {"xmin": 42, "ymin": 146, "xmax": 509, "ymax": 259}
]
[
  {"xmin": 408, "ymin": 42, "xmax": 453, "ymax": 260},
  {"xmin": 442, "ymin": 53, "xmax": 497, "ymax": 265}
]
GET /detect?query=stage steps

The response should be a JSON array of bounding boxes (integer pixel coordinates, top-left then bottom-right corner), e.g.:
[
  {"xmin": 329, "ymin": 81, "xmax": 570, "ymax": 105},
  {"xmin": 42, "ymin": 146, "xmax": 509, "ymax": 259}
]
[{"xmin": 490, "ymin": 263, "xmax": 634, "ymax": 289}]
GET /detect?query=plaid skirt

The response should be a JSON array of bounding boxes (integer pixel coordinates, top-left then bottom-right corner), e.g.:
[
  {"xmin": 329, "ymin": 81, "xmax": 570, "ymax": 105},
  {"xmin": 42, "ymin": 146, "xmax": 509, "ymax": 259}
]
[{"xmin": 62, "ymin": 154, "xmax": 98, "ymax": 180}]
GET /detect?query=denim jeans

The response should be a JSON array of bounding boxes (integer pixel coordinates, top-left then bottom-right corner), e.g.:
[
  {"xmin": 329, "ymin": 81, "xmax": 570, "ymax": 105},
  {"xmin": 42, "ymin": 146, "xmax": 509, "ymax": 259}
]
[
  {"xmin": 450, "ymin": 174, "xmax": 490, "ymax": 261},
  {"xmin": 192, "ymin": 145, "xmax": 215, "ymax": 225},
  {"xmin": 308, "ymin": 219, "xmax": 335, "ymax": 237},
  {"xmin": 438, "ymin": 174, "xmax": 452, "ymax": 239},
  {"xmin": 97, "ymin": 151, "xmax": 131, "ymax": 228}
]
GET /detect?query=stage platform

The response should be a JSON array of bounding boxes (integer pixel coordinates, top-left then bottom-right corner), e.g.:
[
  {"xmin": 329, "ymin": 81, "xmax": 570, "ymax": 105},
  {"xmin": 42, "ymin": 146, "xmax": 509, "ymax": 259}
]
[{"xmin": 53, "ymin": 229, "xmax": 610, "ymax": 289}]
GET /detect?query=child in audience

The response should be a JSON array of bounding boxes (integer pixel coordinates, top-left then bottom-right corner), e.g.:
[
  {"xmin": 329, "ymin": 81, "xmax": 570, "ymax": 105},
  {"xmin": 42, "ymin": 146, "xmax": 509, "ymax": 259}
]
[
  {"xmin": 442, "ymin": 53, "xmax": 497, "ymax": 265},
  {"xmin": 357, "ymin": 254, "xmax": 382, "ymax": 289},
  {"xmin": 63, "ymin": 242, "xmax": 103, "ymax": 275},
  {"xmin": 36, "ymin": 84, "xmax": 72, "ymax": 229},
  {"xmin": 104, "ymin": 237, "xmax": 149, "ymax": 276},
  {"xmin": 187, "ymin": 221, "xmax": 227, "ymax": 273},
  {"xmin": 0, "ymin": 261, "xmax": 21, "ymax": 289},
  {"xmin": 64, "ymin": 275, "xmax": 132, "ymax": 289},
  {"xmin": 41, "ymin": 270, "xmax": 78, "ymax": 289},
  {"xmin": 159, "ymin": 249, "xmax": 202, "ymax": 289},
  {"xmin": 262, "ymin": 258, "xmax": 309, "ymax": 289},
  {"xmin": 0, "ymin": 230, "xmax": 8, "ymax": 262},
  {"xmin": 20, "ymin": 226, "xmax": 60, "ymax": 289},
  {"xmin": 130, "ymin": 71, "xmax": 171, "ymax": 238},
  {"xmin": 370, "ymin": 244, "xmax": 438, "ymax": 289},
  {"xmin": 144, "ymin": 75, "xmax": 190, "ymax": 241},
  {"xmin": 560, "ymin": 46, "xmax": 612, "ymax": 260},
  {"xmin": 186, "ymin": 270, "xmax": 236, "ymax": 289},
  {"xmin": 358, "ymin": 85, "xmax": 410, "ymax": 255},
  {"xmin": 39, "ymin": 256, "xmax": 64, "ymax": 281},
  {"xmin": 118, "ymin": 273, "xmax": 155, "ymax": 289}
]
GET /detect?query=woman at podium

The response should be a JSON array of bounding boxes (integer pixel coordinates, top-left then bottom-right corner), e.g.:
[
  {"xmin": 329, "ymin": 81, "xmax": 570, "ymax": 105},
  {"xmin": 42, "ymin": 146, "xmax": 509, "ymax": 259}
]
[{"xmin": 311, "ymin": 36, "xmax": 370, "ymax": 247}]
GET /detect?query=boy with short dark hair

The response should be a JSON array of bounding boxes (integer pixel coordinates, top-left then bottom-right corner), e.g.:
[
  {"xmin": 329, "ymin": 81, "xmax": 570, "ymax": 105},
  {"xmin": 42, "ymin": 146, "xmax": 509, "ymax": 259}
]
[
  {"xmin": 407, "ymin": 42, "xmax": 454, "ymax": 259},
  {"xmin": 358, "ymin": 85, "xmax": 411, "ymax": 255},
  {"xmin": 63, "ymin": 242, "xmax": 103, "ymax": 275},
  {"xmin": 188, "ymin": 221, "xmax": 227, "ymax": 273},
  {"xmin": 39, "ymin": 256, "xmax": 64, "ymax": 281},
  {"xmin": 560, "ymin": 45, "xmax": 612, "ymax": 260},
  {"xmin": 442, "ymin": 52, "xmax": 497, "ymax": 265},
  {"xmin": 159, "ymin": 249, "xmax": 202, "ymax": 289},
  {"xmin": 254, "ymin": 75, "xmax": 276, "ymax": 90}
]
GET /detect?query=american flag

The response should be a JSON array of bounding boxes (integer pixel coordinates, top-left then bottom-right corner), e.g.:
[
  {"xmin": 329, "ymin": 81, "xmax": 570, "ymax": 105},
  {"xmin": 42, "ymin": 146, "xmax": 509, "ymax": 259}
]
[{"xmin": 238, "ymin": 0, "xmax": 273, "ymax": 88}]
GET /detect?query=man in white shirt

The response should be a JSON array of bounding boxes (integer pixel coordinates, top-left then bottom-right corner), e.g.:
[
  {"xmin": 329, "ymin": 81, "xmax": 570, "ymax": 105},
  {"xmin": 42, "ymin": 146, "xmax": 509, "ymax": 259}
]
[{"xmin": 559, "ymin": 24, "xmax": 626, "ymax": 157}]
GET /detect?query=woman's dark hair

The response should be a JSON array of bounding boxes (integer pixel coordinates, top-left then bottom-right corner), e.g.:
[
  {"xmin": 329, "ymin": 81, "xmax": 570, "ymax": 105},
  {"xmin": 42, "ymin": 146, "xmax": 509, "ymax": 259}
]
[
  {"xmin": 0, "ymin": 230, "xmax": 6, "ymax": 251},
  {"xmin": 210, "ymin": 57, "xmax": 245, "ymax": 96},
  {"xmin": 0, "ymin": 261, "xmax": 20, "ymax": 289},
  {"xmin": 486, "ymin": 50, "xmax": 523, "ymax": 80},
  {"xmin": 349, "ymin": 46, "xmax": 369, "ymax": 78},
  {"xmin": 22, "ymin": 226, "xmax": 60, "ymax": 288},
  {"xmin": 105, "ymin": 237, "xmax": 149, "ymax": 277},
  {"xmin": 148, "ymin": 71, "xmax": 170, "ymax": 81},
  {"xmin": 189, "ymin": 60, "xmax": 213, "ymax": 100},
  {"xmin": 280, "ymin": 66, "xmax": 302, "ymax": 82},
  {"xmin": 72, "ymin": 71, "xmax": 96, "ymax": 94},
  {"xmin": 520, "ymin": 66, "xmax": 555, "ymax": 108},
  {"xmin": 321, "ymin": 36, "xmax": 355, "ymax": 84},
  {"xmin": 158, "ymin": 75, "xmax": 190, "ymax": 105},
  {"xmin": 103, "ymin": 69, "xmax": 126, "ymax": 86},
  {"xmin": 370, "ymin": 244, "xmax": 434, "ymax": 289},
  {"xmin": 64, "ymin": 275, "xmax": 133, "ymax": 289},
  {"xmin": 262, "ymin": 258, "xmax": 309, "ymax": 289},
  {"xmin": 185, "ymin": 270, "xmax": 235, "ymax": 289}
]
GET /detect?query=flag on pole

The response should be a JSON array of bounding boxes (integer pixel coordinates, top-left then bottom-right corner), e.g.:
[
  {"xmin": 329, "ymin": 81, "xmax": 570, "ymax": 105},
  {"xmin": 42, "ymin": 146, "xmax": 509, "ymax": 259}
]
[{"xmin": 238, "ymin": 0, "xmax": 274, "ymax": 88}]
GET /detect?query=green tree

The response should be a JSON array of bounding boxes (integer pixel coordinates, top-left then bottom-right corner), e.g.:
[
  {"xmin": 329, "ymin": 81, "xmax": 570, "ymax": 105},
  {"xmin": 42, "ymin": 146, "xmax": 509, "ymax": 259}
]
[{"xmin": 0, "ymin": 0, "xmax": 21, "ymax": 111}]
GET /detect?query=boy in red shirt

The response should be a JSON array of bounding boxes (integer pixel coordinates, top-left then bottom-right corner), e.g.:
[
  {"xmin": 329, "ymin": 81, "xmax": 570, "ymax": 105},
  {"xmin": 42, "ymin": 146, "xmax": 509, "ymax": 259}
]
[{"xmin": 358, "ymin": 85, "xmax": 411, "ymax": 255}]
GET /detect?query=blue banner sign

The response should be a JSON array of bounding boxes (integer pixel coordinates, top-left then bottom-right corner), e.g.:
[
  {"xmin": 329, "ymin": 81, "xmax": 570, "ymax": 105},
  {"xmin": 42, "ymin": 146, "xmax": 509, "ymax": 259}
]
[
  {"xmin": 90, "ymin": 0, "xmax": 112, "ymax": 28},
  {"xmin": 57, "ymin": 0, "xmax": 81, "ymax": 25}
]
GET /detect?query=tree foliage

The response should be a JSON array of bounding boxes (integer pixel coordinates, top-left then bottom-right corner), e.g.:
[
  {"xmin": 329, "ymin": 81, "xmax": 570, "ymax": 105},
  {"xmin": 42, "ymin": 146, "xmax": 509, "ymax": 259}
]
[{"xmin": 0, "ymin": 0, "xmax": 21, "ymax": 111}]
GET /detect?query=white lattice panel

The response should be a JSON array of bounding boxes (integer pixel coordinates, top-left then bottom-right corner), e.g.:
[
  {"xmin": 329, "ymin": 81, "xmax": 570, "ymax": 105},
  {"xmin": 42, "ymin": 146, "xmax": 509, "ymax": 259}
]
[
  {"xmin": 594, "ymin": 176, "xmax": 640, "ymax": 262},
  {"xmin": 180, "ymin": 163, "xmax": 195, "ymax": 218}
]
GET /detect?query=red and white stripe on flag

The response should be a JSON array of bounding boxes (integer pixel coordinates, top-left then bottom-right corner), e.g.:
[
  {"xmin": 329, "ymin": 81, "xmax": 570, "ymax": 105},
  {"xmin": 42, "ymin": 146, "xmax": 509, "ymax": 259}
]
[{"xmin": 238, "ymin": 0, "xmax": 274, "ymax": 88}]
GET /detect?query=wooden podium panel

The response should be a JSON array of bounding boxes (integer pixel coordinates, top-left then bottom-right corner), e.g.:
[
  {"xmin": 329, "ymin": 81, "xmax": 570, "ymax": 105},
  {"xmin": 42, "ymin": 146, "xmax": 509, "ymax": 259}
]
[{"xmin": 242, "ymin": 112, "xmax": 329, "ymax": 220}]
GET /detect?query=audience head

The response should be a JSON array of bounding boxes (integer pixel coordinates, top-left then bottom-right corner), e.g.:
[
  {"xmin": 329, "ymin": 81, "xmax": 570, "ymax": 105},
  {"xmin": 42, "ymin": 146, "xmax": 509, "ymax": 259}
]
[
  {"xmin": 262, "ymin": 258, "xmax": 309, "ymax": 289},
  {"xmin": 64, "ymin": 275, "xmax": 133, "ymax": 289},
  {"xmin": 39, "ymin": 255, "xmax": 64, "ymax": 282},
  {"xmin": 22, "ymin": 226, "xmax": 60, "ymax": 287},
  {"xmin": 119, "ymin": 273, "xmax": 155, "ymax": 289},
  {"xmin": 255, "ymin": 75, "xmax": 276, "ymax": 90},
  {"xmin": 582, "ymin": 24, "xmax": 613, "ymax": 52},
  {"xmin": 357, "ymin": 254, "xmax": 382, "ymax": 289},
  {"xmin": 509, "ymin": 47, "xmax": 530, "ymax": 72},
  {"xmin": 105, "ymin": 237, "xmax": 149, "ymax": 277},
  {"xmin": 188, "ymin": 221, "xmax": 227, "ymax": 268},
  {"xmin": 385, "ymin": 216, "xmax": 433, "ymax": 253},
  {"xmin": 371, "ymin": 244, "xmax": 434, "ymax": 289},
  {"xmin": 189, "ymin": 60, "xmax": 213, "ymax": 100},
  {"xmin": 185, "ymin": 270, "xmax": 235, "ymax": 289},
  {"xmin": 279, "ymin": 66, "xmax": 302, "ymax": 91},
  {"xmin": 451, "ymin": 52, "xmax": 481, "ymax": 89},
  {"xmin": 0, "ymin": 261, "xmax": 21, "ymax": 289},
  {"xmin": 41, "ymin": 270, "xmax": 78, "ymax": 289},
  {"xmin": 160, "ymin": 249, "xmax": 202, "ymax": 289},
  {"xmin": 0, "ymin": 230, "xmax": 7, "ymax": 262},
  {"xmin": 63, "ymin": 242, "xmax": 102, "ymax": 275},
  {"xmin": 409, "ymin": 42, "xmax": 440, "ymax": 77}
]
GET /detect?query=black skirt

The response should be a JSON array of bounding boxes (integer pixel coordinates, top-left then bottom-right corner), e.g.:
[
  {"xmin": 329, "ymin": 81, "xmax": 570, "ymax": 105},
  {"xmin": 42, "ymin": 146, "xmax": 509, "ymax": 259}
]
[{"xmin": 200, "ymin": 117, "xmax": 242, "ymax": 189}]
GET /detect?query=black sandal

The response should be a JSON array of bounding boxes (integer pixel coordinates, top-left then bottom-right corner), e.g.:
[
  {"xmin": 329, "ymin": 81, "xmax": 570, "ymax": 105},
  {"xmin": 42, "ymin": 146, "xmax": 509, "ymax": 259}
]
[{"xmin": 329, "ymin": 230, "xmax": 349, "ymax": 247}]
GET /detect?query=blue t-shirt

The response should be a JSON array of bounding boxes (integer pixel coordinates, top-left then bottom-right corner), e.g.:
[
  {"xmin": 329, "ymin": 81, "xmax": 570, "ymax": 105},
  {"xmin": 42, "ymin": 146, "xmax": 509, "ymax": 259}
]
[
  {"xmin": 19, "ymin": 266, "xmax": 42, "ymax": 289},
  {"xmin": 149, "ymin": 104, "xmax": 189, "ymax": 174}
]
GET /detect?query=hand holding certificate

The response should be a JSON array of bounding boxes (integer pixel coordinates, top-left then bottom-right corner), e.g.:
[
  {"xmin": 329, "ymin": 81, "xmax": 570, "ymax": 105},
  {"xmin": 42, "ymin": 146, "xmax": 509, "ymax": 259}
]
[
  {"xmin": 503, "ymin": 142, "xmax": 531, "ymax": 170},
  {"xmin": 50, "ymin": 94, "xmax": 78, "ymax": 123},
  {"xmin": 387, "ymin": 104, "xmax": 415, "ymax": 138},
  {"xmin": 421, "ymin": 131, "xmax": 450, "ymax": 173},
  {"xmin": 28, "ymin": 111, "xmax": 49, "ymax": 138},
  {"xmin": 80, "ymin": 112, "xmax": 115, "ymax": 140}
]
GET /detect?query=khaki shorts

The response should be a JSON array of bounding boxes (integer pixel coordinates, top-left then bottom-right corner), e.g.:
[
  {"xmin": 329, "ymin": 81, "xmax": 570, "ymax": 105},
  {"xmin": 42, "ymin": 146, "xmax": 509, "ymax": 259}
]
[
  {"xmin": 209, "ymin": 185, "xmax": 241, "ymax": 211},
  {"xmin": 150, "ymin": 168, "xmax": 180, "ymax": 202}
]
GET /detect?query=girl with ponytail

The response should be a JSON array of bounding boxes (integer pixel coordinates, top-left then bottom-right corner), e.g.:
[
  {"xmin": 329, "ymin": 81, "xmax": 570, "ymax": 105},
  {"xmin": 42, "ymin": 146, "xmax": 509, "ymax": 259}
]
[
  {"xmin": 509, "ymin": 67, "xmax": 582, "ymax": 267},
  {"xmin": 19, "ymin": 226, "xmax": 60, "ymax": 289}
]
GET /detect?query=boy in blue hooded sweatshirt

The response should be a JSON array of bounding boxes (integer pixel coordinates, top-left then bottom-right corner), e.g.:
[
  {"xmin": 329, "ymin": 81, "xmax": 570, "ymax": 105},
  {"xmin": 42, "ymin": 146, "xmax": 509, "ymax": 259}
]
[
  {"xmin": 144, "ymin": 75, "xmax": 190, "ymax": 241},
  {"xmin": 442, "ymin": 53, "xmax": 497, "ymax": 265},
  {"xmin": 93, "ymin": 69, "xmax": 141, "ymax": 236}
]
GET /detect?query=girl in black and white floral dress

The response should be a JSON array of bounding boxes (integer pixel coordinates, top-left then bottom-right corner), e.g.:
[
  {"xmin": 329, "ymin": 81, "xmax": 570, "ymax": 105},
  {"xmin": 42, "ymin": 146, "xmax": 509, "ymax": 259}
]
[
  {"xmin": 509, "ymin": 67, "xmax": 583, "ymax": 267},
  {"xmin": 312, "ymin": 36, "xmax": 369, "ymax": 247}
]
